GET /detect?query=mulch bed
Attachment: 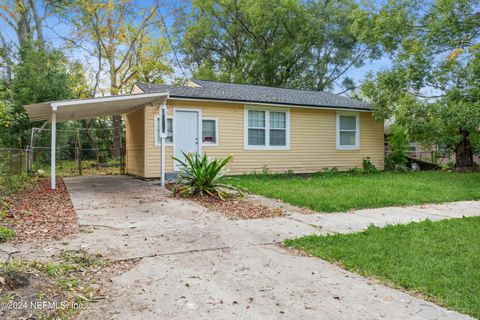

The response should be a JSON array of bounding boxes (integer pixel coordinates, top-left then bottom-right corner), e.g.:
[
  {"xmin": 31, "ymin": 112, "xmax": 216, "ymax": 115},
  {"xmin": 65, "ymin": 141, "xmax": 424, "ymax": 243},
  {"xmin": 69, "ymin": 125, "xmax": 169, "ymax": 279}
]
[
  {"xmin": 166, "ymin": 185, "xmax": 284, "ymax": 219},
  {"xmin": 191, "ymin": 196, "xmax": 284, "ymax": 219},
  {"xmin": 166, "ymin": 183, "xmax": 284, "ymax": 219},
  {"xmin": 1, "ymin": 177, "xmax": 78, "ymax": 243}
]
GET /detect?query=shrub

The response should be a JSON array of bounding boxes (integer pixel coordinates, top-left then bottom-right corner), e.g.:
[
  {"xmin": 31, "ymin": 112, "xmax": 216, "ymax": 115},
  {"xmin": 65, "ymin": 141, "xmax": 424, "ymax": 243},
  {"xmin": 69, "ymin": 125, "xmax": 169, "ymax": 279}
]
[
  {"xmin": 385, "ymin": 125, "xmax": 409, "ymax": 171},
  {"xmin": 172, "ymin": 152, "xmax": 242, "ymax": 199},
  {"xmin": 0, "ymin": 226, "xmax": 15, "ymax": 242},
  {"xmin": 0, "ymin": 174, "xmax": 32, "ymax": 195},
  {"xmin": 362, "ymin": 157, "xmax": 378, "ymax": 173},
  {"xmin": 385, "ymin": 156, "xmax": 410, "ymax": 172},
  {"xmin": 261, "ymin": 165, "xmax": 271, "ymax": 175}
]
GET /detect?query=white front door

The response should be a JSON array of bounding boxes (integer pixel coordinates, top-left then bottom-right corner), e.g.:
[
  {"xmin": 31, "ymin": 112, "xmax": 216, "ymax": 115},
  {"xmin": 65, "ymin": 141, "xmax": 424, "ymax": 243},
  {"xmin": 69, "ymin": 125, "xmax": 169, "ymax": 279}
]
[{"xmin": 174, "ymin": 110, "xmax": 200, "ymax": 171}]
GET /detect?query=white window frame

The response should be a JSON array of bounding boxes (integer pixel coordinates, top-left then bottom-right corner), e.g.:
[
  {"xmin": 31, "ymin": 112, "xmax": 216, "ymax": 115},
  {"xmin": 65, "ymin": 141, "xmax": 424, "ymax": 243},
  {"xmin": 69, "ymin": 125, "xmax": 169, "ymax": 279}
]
[
  {"xmin": 336, "ymin": 111, "xmax": 360, "ymax": 150},
  {"xmin": 202, "ymin": 118, "xmax": 219, "ymax": 146},
  {"xmin": 154, "ymin": 114, "xmax": 174, "ymax": 146},
  {"xmin": 244, "ymin": 105, "xmax": 290, "ymax": 150}
]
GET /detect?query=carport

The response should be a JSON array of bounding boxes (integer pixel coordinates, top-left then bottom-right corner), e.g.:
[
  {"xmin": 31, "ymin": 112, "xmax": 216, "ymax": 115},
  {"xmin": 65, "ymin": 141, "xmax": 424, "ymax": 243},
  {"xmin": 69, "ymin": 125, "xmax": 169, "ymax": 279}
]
[{"xmin": 24, "ymin": 92, "xmax": 169, "ymax": 189}]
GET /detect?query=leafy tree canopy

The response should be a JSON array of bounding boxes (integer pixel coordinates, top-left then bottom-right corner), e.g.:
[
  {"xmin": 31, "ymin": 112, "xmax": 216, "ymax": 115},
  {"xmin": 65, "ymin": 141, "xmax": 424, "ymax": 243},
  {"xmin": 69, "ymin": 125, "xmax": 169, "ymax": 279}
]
[
  {"xmin": 0, "ymin": 41, "xmax": 88, "ymax": 147},
  {"xmin": 361, "ymin": 0, "xmax": 480, "ymax": 167},
  {"xmin": 179, "ymin": 0, "xmax": 382, "ymax": 92}
]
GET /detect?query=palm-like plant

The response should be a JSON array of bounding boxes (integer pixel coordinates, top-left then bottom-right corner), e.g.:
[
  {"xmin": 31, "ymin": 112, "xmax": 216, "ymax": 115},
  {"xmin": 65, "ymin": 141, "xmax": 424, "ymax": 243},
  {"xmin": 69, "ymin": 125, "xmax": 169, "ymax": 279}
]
[{"xmin": 172, "ymin": 152, "xmax": 242, "ymax": 199}]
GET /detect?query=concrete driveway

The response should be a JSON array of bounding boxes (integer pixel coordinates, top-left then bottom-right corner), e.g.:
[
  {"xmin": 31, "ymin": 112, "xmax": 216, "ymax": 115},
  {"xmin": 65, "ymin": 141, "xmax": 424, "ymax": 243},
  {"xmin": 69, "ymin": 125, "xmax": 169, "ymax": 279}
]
[{"xmin": 55, "ymin": 176, "xmax": 479, "ymax": 319}]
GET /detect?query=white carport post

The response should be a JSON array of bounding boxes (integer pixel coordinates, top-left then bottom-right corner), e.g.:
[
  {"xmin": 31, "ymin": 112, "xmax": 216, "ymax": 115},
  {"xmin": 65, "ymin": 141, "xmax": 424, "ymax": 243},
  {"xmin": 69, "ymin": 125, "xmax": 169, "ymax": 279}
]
[
  {"xmin": 50, "ymin": 104, "xmax": 57, "ymax": 189},
  {"xmin": 159, "ymin": 102, "xmax": 168, "ymax": 188}
]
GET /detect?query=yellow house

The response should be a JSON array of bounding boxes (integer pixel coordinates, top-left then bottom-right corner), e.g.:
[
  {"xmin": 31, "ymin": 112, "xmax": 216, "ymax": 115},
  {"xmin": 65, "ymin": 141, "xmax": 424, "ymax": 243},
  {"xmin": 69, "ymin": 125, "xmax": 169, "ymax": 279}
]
[{"xmin": 127, "ymin": 80, "xmax": 384, "ymax": 178}]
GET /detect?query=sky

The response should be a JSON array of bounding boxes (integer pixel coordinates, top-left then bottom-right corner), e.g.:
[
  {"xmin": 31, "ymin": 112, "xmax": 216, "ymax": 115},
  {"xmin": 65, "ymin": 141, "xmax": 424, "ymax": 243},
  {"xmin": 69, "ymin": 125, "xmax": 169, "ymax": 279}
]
[{"xmin": 1, "ymin": 0, "xmax": 392, "ymax": 95}]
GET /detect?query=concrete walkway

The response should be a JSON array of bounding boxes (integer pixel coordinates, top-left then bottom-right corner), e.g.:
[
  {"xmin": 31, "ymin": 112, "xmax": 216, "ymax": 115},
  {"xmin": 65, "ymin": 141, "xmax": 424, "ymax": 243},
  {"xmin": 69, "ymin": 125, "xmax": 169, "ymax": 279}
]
[{"xmin": 12, "ymin": 176, "xmax": 480, "ymax": 319}]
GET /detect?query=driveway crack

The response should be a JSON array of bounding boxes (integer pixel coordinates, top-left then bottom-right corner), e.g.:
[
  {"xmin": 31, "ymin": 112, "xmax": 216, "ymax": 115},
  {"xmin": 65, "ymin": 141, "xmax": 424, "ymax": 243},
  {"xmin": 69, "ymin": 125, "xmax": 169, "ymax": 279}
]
[{"xmin": 112, "ymin": 245, "xmax": 232, "ymax": 262}]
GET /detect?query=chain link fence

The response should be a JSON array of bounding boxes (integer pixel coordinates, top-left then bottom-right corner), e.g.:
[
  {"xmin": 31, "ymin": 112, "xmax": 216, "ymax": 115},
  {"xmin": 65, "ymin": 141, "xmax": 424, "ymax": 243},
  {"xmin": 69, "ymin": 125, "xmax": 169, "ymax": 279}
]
[
  {"xmin": 0, "ymin": 148, "xmax": 28, "ymax": 176},
  {"xmin": 29, "ymin": 127, "xmax": 125, "ymax": 176}
]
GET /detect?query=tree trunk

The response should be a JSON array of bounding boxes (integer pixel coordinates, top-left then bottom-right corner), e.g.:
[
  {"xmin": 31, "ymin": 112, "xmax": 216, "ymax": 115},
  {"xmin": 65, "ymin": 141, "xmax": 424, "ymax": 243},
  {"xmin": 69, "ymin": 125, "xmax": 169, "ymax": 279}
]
[
  {"xmin": 0, "ymin": 33, "xmax": 12, "ymax": 84},
  {"xmin": 16, "ymin": 1, "xmax": 31, "ymax": 48},
  {"xmin": 455, "ymin": 129, "xmax": 474, "ymax": 168},
  {"xmin": 28, "ymin": 0, "xmax": 45, "ymax": 46}
]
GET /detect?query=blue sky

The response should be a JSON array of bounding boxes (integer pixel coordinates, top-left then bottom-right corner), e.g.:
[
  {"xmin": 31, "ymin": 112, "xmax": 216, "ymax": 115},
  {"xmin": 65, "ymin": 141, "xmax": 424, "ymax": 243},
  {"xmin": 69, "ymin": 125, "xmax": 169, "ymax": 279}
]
[{"xmin": 1, "ymin": 0, "xmax": 392, "ymax": 95}]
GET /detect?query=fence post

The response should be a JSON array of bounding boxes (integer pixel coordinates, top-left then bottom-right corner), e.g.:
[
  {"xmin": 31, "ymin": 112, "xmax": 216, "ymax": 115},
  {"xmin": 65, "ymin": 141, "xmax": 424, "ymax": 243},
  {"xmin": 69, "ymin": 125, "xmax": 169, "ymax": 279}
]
[
  {"xmin": 26, "ymin": 145, "xmax": 30, "ymax": 173},
  {"xmin": 76, "ymin": 129, "xmax": 82, "ymax": 176},
  {"xmin": 18, "ymin": 149, "xmax": 22, "ymax": 174}
]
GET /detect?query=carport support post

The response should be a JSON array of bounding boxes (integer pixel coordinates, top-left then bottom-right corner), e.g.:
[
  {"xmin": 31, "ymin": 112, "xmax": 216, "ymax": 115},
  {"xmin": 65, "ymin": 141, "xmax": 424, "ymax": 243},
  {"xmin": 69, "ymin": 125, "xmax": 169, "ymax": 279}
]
[
  {"xmin": 50, "ymin": 105, "xmax": 57, "ymax": 190},
  {"xmin": 161, "ymin": 137, "xmax": 166, "ymax": 188},
  {"xmin": 159, "ymin": 102, "xmax": 167, "ymax": 188}
]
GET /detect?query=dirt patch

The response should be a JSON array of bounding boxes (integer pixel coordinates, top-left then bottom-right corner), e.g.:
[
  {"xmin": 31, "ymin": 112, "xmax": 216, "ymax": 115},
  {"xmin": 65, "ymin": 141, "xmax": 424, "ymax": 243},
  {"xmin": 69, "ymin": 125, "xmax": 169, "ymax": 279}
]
[
  {"xmin": 187, "ymin": 196, "xmax": 284, "ymax": 219},
  {"xmin": 0, "ymin": 250, "xmax": 138, "ymax": 320},
  {"xmin": 1, "ymin": 177, "xmax": 78, "ymax": 243},
  {"xmin": 247, "ymin": 194, "xmax": 317, "ymax": 215}
]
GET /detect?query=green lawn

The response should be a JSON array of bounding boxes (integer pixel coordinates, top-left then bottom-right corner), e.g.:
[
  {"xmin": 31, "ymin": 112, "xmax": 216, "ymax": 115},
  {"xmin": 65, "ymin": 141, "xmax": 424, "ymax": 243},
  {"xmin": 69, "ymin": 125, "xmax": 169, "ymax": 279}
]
[
  {"xmin": 227, "ymin": 171, "xmax": 480, "ymax": 212},
  {"xmin": 284, "ymin": 217, "xmax": 480, "ymax": 318}
]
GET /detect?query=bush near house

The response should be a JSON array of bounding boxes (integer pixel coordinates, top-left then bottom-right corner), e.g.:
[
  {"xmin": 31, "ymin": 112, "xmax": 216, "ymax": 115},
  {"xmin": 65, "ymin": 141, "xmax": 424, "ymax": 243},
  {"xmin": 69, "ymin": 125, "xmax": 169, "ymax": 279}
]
[{"xmin": 173, "ymin": 152, "xmax": 243, "ymax": 199}]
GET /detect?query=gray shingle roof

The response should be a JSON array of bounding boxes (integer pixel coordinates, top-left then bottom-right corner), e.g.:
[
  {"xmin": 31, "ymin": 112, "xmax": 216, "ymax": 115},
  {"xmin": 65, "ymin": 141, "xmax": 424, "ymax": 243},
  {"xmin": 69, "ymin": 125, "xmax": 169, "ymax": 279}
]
[{"xmin": 136, "ymin": 80, "xmax": 371, "ymax": 111}]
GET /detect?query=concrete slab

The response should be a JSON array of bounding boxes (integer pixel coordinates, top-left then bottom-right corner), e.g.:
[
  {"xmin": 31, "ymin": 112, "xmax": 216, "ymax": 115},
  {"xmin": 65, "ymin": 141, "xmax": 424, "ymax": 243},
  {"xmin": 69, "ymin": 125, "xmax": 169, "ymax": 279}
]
[
  {"xmin": 79, "ymin": 245, "xmax": 470, "ymax": 320},
  {"xmin": 6, "ymin": 175, "xmax": 478, "ymax": 319}
]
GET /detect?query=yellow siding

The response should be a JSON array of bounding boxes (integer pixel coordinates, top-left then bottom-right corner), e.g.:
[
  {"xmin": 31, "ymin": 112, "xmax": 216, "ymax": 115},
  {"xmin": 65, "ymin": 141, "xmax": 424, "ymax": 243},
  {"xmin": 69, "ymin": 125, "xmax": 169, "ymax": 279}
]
[
  {"xmin": 144, "ymin": 106, "xmax": 174, "ymax": 177},
  {"xmin": 142, "ymin": 99, "xmax": 384, "ymax": 178},
  {"xmin": 125, "ymin": 107, "xmax": 145, "ymax": 176}
]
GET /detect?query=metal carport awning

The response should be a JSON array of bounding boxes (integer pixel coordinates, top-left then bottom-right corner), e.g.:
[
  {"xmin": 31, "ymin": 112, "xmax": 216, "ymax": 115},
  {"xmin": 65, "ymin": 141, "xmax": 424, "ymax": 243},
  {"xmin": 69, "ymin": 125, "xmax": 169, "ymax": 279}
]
[{"xmin": 24, "ymin": 92, "xmax": 169, "ymax": 189}]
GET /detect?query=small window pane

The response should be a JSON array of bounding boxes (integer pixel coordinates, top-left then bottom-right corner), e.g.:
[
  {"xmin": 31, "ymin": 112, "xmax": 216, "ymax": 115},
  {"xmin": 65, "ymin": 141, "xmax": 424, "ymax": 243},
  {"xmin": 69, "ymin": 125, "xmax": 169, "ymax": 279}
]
[
  {"xmin": 270, "ymin": 112, "xmax": 286, "ymax": 129},
  {"xmin": 202, "ymin": 119, "xmax": 216, "ymax": 143},
  {"xmin": 166, "ymin": 119, "xmax": 173, "ymax": 143},
  {"xmin": 157, "ymin": 117, "xmax": 173, "ymax": 143},
  {"xmin": 248, "ymin": 110, "xmax": 265, "ymax": 128},
  {"xmin": 340, "ymin": 131, "xmax": 356, "ymax": 146},
  {"xmin": 340, "ymin": 116, "xmax": 356, "ymax": 131},
  {"xmin": 270, "ymin": 129, "xmax": 286, "ymax": 146},
  {"xmin": 248, "ymin": 128, "xmax": 265, "ymax": 145}
]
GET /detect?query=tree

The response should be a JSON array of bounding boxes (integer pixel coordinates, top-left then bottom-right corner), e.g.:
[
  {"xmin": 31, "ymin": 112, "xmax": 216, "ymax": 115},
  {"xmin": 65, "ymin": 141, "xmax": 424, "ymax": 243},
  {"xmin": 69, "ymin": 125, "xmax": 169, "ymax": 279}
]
[
  {"xmin": 57, "ymin": 0, "xmax": 172, "ymax": 155},
  {"xmin": 0, "ymin": 0, "xmax": 48, "ymax": 46},
  {"xmin": 0, "ymin": 0, "xmax": 52, "ymax": 84},
  {"xmin": 361, "ymin": 0, "xmax": 480, "ymax": 168},
  {"xmin": 0, "ymin": 40, "xmax": 88, "ymax": 147},
  {"xmin": 178, "ymin": 0, "xmax": 381, "ymax": 92}
]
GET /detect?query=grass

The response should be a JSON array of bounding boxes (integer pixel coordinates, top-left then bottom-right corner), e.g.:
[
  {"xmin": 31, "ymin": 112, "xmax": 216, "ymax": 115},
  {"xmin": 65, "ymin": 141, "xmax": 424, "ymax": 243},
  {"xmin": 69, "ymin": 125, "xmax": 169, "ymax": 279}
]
[
  {"xmin": 227, "ymin": 171, "xmax": 480, "ymax": 212},
  {"xmin": 284, "ymin": 217, "xmax": 480, "ymax": 318},
  {"xmin": 0, "ymin": 226, "xmax": 15, "ymax": 242},
  {"xmin": 33, "ymin": 159, "xmax": 122, "ymax": 177}
]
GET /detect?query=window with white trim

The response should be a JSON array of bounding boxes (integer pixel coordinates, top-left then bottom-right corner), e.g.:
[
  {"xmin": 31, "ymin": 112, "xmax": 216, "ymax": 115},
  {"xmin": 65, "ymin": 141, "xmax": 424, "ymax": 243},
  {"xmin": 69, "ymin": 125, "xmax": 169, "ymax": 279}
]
[
  {"xmin": 336, "ymin": 112, "xmax": 359, "ymax": 150},
  {"xmin": 269, "ymin": 111, "xmax": 286, "ymax": 146},
  {"xmin": 154, "ymin": 115, "xmax": 173, "ymax": 145},
  {"xmin": 248, "ymin": 110, "xmax": 266, "ymax": 145},
  {"xmin": 245, "ymin": 108, "xmax": 289, "ymax": 149},
  {"xmin": 202, "ymin": 119, "xmax": 217, "ymax": 145}
]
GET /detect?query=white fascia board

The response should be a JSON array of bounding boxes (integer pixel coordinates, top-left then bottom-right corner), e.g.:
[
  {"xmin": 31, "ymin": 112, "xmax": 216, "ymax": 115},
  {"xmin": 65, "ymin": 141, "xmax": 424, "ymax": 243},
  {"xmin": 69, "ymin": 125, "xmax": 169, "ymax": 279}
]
[{"xmin": 52, "ymin": 92, "xmax": 169, "ymax": 108}]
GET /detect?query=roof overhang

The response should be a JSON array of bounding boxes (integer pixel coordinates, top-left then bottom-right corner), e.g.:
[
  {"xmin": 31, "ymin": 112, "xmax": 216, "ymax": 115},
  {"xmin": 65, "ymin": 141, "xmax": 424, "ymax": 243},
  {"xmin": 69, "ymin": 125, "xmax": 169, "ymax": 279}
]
[
  {"xmin": 167, "ymin": 96, "xmax": 373, "ymax": 112},
  {"xmin": 24, "ymin": 92, "xmax": 169, "ymax": 122}
]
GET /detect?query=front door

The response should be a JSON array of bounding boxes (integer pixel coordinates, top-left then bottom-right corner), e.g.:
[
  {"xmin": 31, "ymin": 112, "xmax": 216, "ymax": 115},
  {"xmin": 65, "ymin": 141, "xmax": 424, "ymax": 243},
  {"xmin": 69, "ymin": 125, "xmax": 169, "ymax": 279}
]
[{"xmin": 174, "ymin": 110, "xmax": 200, "ymax": 171}]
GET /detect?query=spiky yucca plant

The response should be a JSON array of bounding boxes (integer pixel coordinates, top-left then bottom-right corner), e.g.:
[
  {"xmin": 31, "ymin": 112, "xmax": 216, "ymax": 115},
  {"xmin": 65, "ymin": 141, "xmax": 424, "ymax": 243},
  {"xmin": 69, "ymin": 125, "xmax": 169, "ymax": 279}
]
[{"xmin": 172, "ymin": 152, "xmax": 241, "ymax": 199}]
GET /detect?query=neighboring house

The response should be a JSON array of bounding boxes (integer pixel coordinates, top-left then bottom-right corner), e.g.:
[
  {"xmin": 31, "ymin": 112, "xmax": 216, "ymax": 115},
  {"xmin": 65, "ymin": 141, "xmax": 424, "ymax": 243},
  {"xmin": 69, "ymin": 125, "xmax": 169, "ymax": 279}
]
[{"xmin": 126, "ymin": 80, "xmax": 384, "ymax": 178}]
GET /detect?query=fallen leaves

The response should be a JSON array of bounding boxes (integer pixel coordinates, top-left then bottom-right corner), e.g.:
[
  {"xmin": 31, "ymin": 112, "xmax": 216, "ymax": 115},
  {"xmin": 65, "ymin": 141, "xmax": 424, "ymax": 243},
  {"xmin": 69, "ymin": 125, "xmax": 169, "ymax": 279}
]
[
  {"xmin": 0, "ymin": 177, "xmax": 78, "ymax": 243},
  {"xmin": 188, "ymin": 196, "xmax": 284, "ymax": 219}
]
